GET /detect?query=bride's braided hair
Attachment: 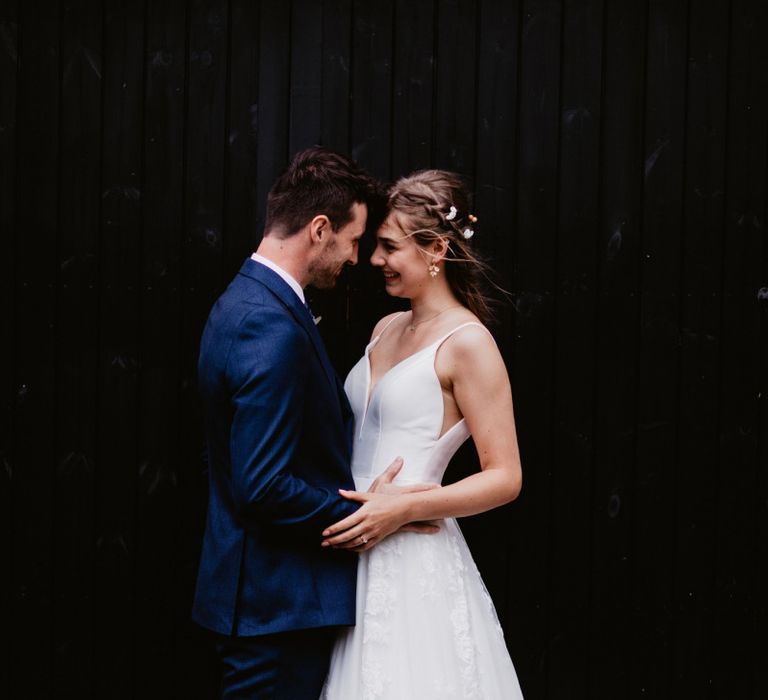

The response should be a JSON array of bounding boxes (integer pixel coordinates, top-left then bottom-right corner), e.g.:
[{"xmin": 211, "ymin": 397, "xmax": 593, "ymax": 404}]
[{"xmin": 387, "ymin": 170, "xmax": 496, "ymax": 326}]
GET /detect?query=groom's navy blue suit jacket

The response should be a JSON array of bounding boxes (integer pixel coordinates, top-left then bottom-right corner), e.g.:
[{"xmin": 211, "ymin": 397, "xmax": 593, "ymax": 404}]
[{"xmin": 192, "ymin": 258, "xmax": 359, "ymax": 636}]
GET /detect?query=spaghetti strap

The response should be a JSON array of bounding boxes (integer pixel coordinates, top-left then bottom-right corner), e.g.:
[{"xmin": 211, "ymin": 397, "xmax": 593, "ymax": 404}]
[
  {"xmin": 370, "ymin": 312, "xmax": 405, "ymax": 346},
  {"xmin": 433, "ymin": 321, "xmax": 492, "ymax": 350}
]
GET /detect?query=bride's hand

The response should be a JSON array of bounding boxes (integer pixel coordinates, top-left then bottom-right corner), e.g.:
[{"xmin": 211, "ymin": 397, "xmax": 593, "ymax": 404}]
[{"xmin": 321, "ymin": 491, "xmax": 439, "ymax": 552}]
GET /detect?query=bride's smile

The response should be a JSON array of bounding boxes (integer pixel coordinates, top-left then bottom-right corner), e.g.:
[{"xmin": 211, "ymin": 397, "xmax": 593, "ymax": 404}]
[{"xmin": 371, "ymin": 214, "xmax": 443, "ymax": 297}]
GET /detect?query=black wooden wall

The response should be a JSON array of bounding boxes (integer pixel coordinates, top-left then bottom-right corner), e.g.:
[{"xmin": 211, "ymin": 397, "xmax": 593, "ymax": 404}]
[{"xmin": 2, "ymin": 1, "xmax": 767, "ymax": 698}]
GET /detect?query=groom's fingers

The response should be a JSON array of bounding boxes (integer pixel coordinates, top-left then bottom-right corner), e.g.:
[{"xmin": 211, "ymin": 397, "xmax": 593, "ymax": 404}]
[{"xmin": 368, "ymin": 456, "xmax": 404, "ymax": 492}]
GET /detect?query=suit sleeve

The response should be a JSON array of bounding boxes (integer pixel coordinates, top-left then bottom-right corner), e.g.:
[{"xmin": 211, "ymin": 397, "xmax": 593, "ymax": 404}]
[{"xmin": 225, "ymin": 305, "xmax": 358, "ymax": 539}]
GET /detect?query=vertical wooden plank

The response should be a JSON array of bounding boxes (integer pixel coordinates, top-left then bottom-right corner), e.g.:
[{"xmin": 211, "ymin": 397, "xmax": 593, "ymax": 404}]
[
  {"xmin": 0, "ymin": 2, "xmax": 18, "ymax": 696},
  {"xmin": 177, "ymin": 2, "xmax": 230, "ymax": 694},
  {"xmin": 321, "ymin": 0, "xmax": 352, "ymax": 153},
  {"xmin": 758, "ymin": 240, "xmax": 768, "ymax": 695},
  {"xmin": 714, "ymin": 0, "xmax": 767, "ymax": 693},
  {"xmin": 588, "ymin": 0, "xmax": 647, "ymax": 695},
  {"xmin": 508, "ymin": 2, "xmax": 561, "ymax": 696},
  {"xmin": 350, "ymin": 0, "xmax": 393, "ymax": 178},
  {"xmin": 134, "ymin": 1, "xmax": 190, "ymax": 697},
  {"xmin": 11, "ymin": 1, "xmax": 59, "ymax": 696},
  {"xmin": 471, "ymin": 1, "xmax": 522, "ymax": 668},
  {"xmin": 673, "ymin": 1, "xmax": 728, "ymax": 694},
  {"xmin": 547, "ymin": 0, "xmax": 602, "ymax": 697},
  {"xmin": 54, "ymin": 0, "xmax": 102, "ymax": 695},
  {"xmin": 759, "ymin": 138, "xmax": 768, "ymax": 699},
  {"xmin": 289, "ymin": 0, "xmax": 322, "ymax": 153},
  {"xmin": 223, "ymin": 0, "xmax": 259, "ymax": 278},
  {"xmin": 474, "ymin": 0, "xmax": 520, "ymax": 285},
  {"xmin": 390, "ymin": 0, "xmax": 434, "ymax": 175},
  {"xmin": 628, "ymin": 1, "xmax": 688, "ymax": 697},
  {"xmin": 254, "ymin": 0, "xmax": 290, "ymax": 236},
  {"xmin": 93, "ymin": 1, "xmax": 145, "ymax": 696},
  {"xmin": 433, "ymin": 0, "xmax": 478, "ymax": 181},
  {"xmin": 184, "ymin": 0, "xmax": 227, "ymax": 291}
]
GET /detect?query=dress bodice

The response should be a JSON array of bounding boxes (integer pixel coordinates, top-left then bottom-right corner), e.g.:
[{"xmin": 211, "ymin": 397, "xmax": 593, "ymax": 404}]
[
  {"xmin": 327, "ymin": 316, "xmax": 524, "ymax": 700},
  {"xmin": 344, "ymin": 316, "xmax": 487, "ymax": 489}
]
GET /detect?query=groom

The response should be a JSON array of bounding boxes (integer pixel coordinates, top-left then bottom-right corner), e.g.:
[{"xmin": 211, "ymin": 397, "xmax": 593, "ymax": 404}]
[{"xmin": 193, "ymin": 147, "xmax": 415, "ymax": 698}]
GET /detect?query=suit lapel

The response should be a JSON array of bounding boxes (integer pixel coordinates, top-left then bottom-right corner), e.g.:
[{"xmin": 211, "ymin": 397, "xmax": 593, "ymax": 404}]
[{"xmin": 238, "ymin": 258, "xmax": 339, "ymax": 395}]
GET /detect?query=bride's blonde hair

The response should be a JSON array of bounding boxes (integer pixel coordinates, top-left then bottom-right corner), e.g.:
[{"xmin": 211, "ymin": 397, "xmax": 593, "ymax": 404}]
[{"xmin": 387, "ymin": 170, "xmax": 496, "ymax": 326}]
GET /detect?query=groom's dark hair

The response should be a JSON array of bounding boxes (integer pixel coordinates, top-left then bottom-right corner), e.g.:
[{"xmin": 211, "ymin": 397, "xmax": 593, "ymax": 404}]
[{"xmin": 264, "ymin": 146, "xmax": 383, "ymax": 238}]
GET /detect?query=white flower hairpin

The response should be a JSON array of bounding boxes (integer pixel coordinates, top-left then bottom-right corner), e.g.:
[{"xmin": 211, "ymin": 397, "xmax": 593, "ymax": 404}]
[
  {"xmin": 445, "ymin": 205, "xmax": 458, "ymax": 221},
  {"xmin": 463, "ymin": 213, "xmax": 478, "ymax": 239}
]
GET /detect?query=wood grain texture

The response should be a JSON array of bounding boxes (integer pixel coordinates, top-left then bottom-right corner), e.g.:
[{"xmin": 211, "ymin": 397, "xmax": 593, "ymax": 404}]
[{"xmin": 4, "ymin": 1, "xmax": 767, "ymax": 697}]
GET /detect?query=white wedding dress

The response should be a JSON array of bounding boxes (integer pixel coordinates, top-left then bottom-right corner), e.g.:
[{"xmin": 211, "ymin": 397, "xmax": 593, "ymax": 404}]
[{"xmin": 321, "ymin": 317, "xmax": 523, "ymax": 699}]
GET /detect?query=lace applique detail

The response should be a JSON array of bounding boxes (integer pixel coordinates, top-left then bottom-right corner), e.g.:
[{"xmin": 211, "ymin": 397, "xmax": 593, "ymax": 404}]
[
  {"xmin": 455, "ymin": 528, "xmax": 506, "ymax": 643},
  {"xmin": 478, "ymin": 576, "xmax": 506, "ymax": 641},
  {"xmin": 323, "ymin": 522, "xmax": 521, "ymax": 699},
  {"xmin": 432, "ymin": 677, "xmax": 460, "ymax": 696},
  {"xmin": 445, "ymin": 530, "xmax": 482, "ymax": 700},
  {"xmin": 416, "ymin": 527, "xmax": 440, "ymax": 598},
  {"xmin": 360, "ymin": 536, "xmax": 402, "ymax": 699}
]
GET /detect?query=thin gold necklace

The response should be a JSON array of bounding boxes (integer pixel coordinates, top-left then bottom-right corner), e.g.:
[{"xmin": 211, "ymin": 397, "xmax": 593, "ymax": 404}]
[{"xmin": 406, "ymin": 306, "xmax": 461, "ymax": 332}]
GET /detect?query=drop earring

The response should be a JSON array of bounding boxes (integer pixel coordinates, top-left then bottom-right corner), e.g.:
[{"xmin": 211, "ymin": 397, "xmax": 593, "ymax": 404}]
[{"xmin": 428, "ymin": 262, "xmax": 440, "ymax": 278}]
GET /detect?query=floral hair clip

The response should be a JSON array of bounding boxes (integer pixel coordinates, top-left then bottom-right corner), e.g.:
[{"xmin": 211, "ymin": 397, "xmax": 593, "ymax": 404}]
[
  {"xmin": 445, "ymin": 205, "xmax": 458, "ymax": 221},
  {"xmin": 462, "ymin": 213, "xmax": 478, "ymax": 239}
]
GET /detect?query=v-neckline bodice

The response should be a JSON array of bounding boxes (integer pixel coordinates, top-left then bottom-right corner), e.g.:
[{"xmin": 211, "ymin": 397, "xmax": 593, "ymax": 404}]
[
  {"xmin": 364, "ymin": 334, "xmax": 444, "ymax": 414},
  {"xmin": 357, "ymin": 315, "xmax": 487, "ymax": 436}
]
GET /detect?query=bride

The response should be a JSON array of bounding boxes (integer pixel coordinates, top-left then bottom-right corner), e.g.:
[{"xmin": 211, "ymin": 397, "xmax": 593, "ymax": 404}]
[{"xmin": 320, "ymin": 170, "xmax": 524, "ymax": 699}]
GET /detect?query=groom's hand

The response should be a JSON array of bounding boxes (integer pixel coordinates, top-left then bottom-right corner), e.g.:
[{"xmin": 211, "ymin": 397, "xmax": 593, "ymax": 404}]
[
  {"xmin": 369, "ymin": 457, "xmax": 441, "ymax": 496},
  {"xmin": 369, "ymin": 457, "xmax": 441, "ymax": 536}
]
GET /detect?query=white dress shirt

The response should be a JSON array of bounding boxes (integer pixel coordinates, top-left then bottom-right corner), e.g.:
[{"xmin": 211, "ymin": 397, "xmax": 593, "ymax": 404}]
[{"xmin": 250, "ymin": 253, "xmax": 305, "ymax": 304}]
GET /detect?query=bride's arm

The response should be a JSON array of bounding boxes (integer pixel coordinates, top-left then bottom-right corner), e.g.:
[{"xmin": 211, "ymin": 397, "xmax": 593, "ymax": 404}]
[{"xmin": 322, "ymin": 325, "xmax": 522, "ymax": 551}]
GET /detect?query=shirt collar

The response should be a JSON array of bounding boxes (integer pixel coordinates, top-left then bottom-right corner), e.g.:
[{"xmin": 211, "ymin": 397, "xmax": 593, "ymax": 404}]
[{"xmin": 251, "ymin": 253, "xmax": 305, "ymax": 304}]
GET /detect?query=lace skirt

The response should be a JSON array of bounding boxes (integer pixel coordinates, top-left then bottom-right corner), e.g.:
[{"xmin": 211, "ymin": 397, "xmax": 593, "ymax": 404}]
[{"xmin": 321, "ymin": 518, "xmax": 524, "ymax": 700}]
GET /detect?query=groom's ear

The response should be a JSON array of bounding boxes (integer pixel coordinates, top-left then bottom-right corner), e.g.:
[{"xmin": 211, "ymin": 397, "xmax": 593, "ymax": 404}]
[{"xmin": 309, "ymin": 214, "xmax": 332, "ymax": 244}]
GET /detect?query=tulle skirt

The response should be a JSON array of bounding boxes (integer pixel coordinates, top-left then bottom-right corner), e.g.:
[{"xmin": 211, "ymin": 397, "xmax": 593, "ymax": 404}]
[{"xmin": 321, "ymin": 518, "xmax": 524, "ymax": 699}]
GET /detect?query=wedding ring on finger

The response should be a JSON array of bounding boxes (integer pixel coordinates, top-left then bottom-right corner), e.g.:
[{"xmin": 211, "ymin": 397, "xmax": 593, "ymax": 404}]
[{"xmin": 359, "ymin": 535, "xmax": 368, "ymax": 545}]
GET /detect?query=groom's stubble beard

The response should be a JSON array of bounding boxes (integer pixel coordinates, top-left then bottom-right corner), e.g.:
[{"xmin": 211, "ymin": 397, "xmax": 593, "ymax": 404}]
[{"xmin": 308, "ymin": 238, "xmax": 344, "ymax": 289}]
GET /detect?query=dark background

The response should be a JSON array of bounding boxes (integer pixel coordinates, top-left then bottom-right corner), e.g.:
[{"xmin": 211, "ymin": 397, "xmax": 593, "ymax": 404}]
[{"xmin": 2, "ymin": 0, "xmax": 767, "ymax": 698}]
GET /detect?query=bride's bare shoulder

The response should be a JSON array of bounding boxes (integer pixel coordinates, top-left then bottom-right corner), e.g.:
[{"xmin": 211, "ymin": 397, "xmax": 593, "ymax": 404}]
[
  {"xmin": 440, "ymin": 320, "xmax": 499, "ymax": 365},
  {"xmin": 369, "ymin": 311, "xmax": 405, "ymax": 341}
]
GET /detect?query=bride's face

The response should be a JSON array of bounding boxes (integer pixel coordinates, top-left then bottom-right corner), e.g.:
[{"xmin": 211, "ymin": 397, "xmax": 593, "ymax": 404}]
[{"xmin": 370, "ymin": 214, "xmax": 436, "ymax": 298}]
